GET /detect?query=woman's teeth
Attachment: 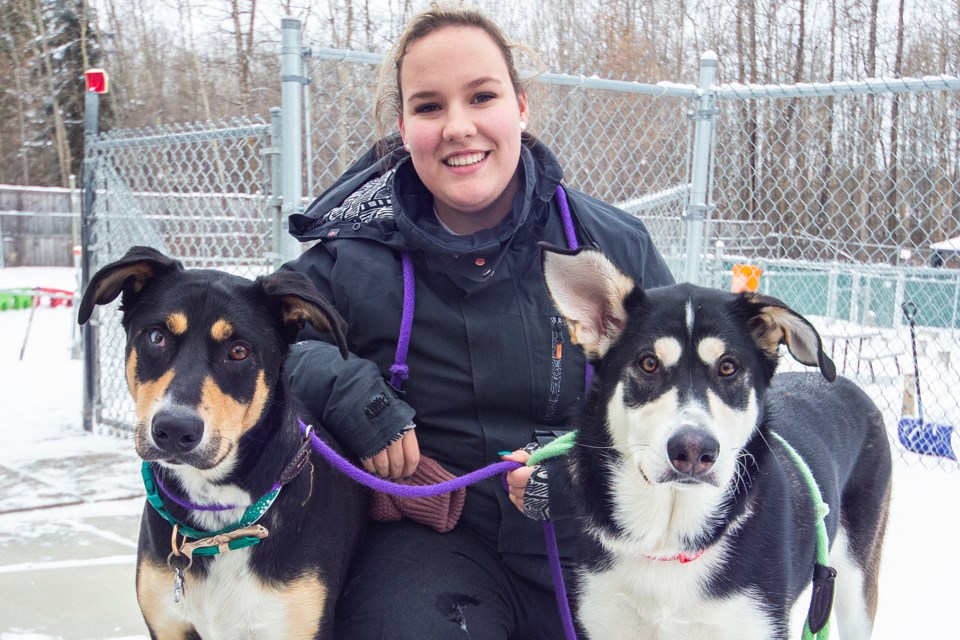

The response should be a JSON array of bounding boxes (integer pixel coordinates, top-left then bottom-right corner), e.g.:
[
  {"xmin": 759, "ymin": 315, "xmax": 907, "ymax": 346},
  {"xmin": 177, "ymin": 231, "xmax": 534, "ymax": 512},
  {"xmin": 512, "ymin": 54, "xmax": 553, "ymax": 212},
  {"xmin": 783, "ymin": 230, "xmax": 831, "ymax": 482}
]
[{"xmin": 445, "ymin": 152, "xmax": 485, "ymax": 167}]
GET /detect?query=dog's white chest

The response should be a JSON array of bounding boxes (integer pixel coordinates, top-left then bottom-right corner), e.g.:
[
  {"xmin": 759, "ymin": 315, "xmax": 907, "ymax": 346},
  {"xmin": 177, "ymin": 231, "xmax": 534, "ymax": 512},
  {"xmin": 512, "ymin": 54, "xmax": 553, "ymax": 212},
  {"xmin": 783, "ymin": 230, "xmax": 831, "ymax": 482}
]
[
  {"xmin": 173, "ymin": 551, "xmax": 292, "ymax": 640},
  {"xmin": 577, "ymin": 557, "xmax": 775, "ymax": 640}
]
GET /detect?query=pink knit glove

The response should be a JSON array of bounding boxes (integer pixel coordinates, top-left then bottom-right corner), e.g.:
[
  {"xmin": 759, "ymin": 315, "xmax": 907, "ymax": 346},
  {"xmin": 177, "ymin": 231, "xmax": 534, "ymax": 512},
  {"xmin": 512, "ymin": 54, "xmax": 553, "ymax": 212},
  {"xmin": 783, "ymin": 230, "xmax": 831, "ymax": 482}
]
[{"xmin": 369, "ymin": 455, "xmax": 466, "ymax": 533}]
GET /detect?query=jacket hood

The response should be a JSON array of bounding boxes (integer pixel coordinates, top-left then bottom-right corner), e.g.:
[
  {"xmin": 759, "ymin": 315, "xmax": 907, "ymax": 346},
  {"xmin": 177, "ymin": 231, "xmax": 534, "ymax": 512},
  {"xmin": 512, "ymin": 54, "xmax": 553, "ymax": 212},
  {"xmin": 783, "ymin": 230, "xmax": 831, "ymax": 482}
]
[{"xmin": 288, "ymin": 135, "xmax": 564, "ymax": 254}]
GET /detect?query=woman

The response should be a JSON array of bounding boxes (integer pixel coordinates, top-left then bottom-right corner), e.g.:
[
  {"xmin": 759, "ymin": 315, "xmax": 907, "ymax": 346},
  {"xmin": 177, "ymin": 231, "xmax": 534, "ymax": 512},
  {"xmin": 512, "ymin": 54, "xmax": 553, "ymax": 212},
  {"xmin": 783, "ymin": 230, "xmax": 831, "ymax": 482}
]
[{"xmin": 283, "ymin": 4, "xmax": 674, "ymax": 638}]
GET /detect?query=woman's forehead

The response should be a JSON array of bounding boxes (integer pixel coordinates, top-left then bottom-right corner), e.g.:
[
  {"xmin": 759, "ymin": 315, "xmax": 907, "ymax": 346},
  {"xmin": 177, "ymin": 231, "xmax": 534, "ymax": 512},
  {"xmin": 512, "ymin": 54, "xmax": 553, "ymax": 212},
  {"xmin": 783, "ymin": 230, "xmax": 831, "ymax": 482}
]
[{"xmin": 401, "ymin": 26, "xmax": 511, "ymax": 89}]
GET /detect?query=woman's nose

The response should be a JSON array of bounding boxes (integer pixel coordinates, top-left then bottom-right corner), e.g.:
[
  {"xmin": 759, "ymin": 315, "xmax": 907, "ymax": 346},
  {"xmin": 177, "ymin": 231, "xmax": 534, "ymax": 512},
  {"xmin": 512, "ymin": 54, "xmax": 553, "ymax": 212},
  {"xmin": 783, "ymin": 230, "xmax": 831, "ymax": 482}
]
[{"xmin": 443, "ymin": 104, "xmax": 476, "ymax": 141}]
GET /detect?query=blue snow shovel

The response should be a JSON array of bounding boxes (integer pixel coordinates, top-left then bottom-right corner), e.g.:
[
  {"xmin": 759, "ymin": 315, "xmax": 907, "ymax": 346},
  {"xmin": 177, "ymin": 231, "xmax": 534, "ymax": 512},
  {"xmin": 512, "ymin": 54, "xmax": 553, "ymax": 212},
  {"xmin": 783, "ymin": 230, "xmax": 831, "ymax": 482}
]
[{"xmin": 896, "ymin": 301, "xmax": 956, "ymax": 461}]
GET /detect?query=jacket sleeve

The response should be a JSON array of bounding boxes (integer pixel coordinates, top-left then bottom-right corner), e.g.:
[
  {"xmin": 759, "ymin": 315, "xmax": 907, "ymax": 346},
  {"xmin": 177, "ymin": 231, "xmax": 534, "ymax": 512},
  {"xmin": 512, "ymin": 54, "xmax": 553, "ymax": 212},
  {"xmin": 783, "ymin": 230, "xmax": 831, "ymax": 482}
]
[
  {"xmin": 281, "ymin": 248, "xmax": 416, "ymax": 460},
  {"xmin": 285, "ymin": 340, "xmax": 415, "ymax": 459}
]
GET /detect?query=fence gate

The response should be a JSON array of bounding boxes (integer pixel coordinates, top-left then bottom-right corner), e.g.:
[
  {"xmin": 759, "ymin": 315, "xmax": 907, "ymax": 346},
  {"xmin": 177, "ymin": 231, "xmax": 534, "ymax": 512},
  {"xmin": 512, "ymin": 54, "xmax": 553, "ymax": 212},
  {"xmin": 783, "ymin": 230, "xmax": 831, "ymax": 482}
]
[{"xmin": 81, "ymin": 116, "xmax": 279, "ymax": 434}]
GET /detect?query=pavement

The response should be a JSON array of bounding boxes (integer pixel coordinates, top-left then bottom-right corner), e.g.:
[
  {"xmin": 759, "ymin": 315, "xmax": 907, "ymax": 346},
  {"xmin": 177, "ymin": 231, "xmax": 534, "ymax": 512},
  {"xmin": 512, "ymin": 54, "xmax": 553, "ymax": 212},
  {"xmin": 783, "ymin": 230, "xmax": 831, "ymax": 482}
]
[{"xmin": 0, "ymin": 431, "xmax": 149, "ymax": 640}]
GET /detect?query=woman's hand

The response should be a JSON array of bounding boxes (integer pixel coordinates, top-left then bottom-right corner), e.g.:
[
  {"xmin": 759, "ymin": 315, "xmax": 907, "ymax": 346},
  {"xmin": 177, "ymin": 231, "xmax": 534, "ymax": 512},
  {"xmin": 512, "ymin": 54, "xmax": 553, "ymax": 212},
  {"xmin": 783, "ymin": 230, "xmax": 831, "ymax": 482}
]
[
  {"xmin": 362, "ymin": 428, "xmax": 421, "ymax": 480},
  {"xmin": 502, "ymin": 449, "xmax": 534, "ymax": 513}
]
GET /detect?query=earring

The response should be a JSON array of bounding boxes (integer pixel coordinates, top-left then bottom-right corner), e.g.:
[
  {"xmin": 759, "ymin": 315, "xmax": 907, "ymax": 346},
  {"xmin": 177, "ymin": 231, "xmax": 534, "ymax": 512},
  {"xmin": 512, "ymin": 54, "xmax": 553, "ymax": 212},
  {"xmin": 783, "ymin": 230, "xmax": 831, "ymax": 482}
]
[
  {"xmin": 519, "ymin": 121, "xmax": 527, "ymax": 131},
  {"xmin": 404, "ymin": 142, "xmax": 411, "ymax": 151}
]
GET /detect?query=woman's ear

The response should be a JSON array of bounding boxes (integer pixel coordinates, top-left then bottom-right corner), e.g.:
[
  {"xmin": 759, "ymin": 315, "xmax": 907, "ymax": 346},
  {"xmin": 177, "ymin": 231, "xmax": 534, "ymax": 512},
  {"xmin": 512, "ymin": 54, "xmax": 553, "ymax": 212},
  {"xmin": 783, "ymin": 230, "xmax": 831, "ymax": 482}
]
[{"xmin": 517, "ymin": 92, "xmax": 529, "ymax": 127}]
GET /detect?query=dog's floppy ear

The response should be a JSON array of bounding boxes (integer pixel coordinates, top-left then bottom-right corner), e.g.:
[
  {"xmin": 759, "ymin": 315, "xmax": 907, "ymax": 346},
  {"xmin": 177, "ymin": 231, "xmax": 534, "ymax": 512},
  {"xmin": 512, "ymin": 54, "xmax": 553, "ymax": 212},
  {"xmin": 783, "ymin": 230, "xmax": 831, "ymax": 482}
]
[
  {"xmin": 78, "ymin": 246, "xmax": 182, "ymax": 325},
  {"xmin": 745, "ymin": 293, "xmax": 837, "ymax": 382},
  {"xmin": 256, "ymin": 270, "xmax": 349, "ymax": 360},
  {"xmin": 540, "ymin": 243, "xmax": 635, "ymax": 360}
]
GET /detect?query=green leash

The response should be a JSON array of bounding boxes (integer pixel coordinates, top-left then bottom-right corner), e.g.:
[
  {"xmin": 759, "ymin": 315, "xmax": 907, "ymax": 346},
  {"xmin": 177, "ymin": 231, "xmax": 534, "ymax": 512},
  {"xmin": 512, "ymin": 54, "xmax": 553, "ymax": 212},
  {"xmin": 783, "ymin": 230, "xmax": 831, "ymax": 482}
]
[
  {"xmin": 527, "ymin": 431, "xmax": 577, "ymax": 466},
  {"xmin": 142, "ymin": 462, "xmax": 278, "ymax": 555},
  {"xmin": 768, "ymin": 432, "xmax": 835, "ymax": 640}
]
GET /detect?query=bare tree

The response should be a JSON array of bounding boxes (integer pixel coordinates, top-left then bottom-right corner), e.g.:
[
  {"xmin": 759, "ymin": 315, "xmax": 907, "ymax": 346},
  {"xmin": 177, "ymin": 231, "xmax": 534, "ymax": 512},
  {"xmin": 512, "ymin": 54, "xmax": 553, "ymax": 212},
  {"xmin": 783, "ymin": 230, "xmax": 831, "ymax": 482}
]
[
  {"xmin": 30, "ymin": 0, "xmax": 72, "ymax": 186},
  {"xmin": 884, "ymin": 0, "xmax": 905, "ymax": 253},
  {"xmin": 230, "ymin": 0, "xmax": 257, "ymax": 109}
]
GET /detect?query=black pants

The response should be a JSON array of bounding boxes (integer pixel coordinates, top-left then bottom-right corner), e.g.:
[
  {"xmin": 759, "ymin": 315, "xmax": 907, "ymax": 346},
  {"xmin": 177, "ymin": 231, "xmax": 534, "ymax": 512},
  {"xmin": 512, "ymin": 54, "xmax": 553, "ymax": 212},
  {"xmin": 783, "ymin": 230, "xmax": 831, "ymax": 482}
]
[{"xmin": 333, "ymin": 520, "xmax": 567, "ymax": 640}]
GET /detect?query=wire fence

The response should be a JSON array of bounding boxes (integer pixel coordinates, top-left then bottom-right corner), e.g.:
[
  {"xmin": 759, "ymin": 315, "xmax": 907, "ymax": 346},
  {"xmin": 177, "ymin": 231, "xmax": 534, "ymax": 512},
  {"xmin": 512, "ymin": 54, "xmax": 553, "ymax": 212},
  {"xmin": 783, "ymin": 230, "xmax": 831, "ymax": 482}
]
[
  {"xmin": 82, "ymin": 116, "xmax": 278, "ymax": 435},
  {"xmin": 80, "ymin": 19, "xmax": 960, "ymax": 469}
]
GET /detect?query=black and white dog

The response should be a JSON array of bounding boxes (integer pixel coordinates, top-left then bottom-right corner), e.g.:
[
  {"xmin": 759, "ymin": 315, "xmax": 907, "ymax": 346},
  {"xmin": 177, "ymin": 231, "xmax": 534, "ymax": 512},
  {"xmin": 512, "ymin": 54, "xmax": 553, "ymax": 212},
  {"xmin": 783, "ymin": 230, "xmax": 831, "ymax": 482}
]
[{"xmin": 541, "ymin": 245, "xmax": 892, "ymax": 640}]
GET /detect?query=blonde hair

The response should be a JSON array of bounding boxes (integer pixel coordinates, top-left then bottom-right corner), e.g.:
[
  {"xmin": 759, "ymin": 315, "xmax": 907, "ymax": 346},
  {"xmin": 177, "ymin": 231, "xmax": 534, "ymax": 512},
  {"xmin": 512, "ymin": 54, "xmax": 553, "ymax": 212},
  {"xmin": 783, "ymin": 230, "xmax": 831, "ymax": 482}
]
[{"xmin": 374, "ymin": 3, "xmax": 532, "ymax": 139}]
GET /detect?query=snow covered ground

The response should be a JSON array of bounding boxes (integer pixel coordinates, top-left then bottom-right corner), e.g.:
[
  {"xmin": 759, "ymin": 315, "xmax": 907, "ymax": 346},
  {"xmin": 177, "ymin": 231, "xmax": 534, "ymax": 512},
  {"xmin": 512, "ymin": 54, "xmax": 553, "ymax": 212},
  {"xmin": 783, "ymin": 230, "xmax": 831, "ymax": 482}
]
[{"xmin": 0, "ymin": 267, "xmax": 958, "ymax": 639}]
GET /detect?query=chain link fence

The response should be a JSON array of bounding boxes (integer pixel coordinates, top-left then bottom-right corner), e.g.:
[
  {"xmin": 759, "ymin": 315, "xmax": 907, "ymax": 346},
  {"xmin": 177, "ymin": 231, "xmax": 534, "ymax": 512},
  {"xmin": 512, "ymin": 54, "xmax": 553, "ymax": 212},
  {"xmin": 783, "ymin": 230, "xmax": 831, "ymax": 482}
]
[
  {"xmin": 82, "ymin": 116, "xmax": 278, "ymax": 435},
  {"xmin": 81, "ymin": 20, "xmax": 960, "ymax": 469},
  {"xmin": 703, "ymin": 79, "xmax": 960, "ymax": 470}
]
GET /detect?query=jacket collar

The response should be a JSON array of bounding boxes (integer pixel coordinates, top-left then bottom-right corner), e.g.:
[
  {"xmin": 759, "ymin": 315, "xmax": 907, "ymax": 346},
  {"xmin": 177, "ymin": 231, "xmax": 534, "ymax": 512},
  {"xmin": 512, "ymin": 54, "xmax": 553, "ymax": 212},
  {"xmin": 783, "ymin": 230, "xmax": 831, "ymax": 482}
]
[{"xmin": 288, "ymin": 136, "xmax": 563, "ymax": 257}]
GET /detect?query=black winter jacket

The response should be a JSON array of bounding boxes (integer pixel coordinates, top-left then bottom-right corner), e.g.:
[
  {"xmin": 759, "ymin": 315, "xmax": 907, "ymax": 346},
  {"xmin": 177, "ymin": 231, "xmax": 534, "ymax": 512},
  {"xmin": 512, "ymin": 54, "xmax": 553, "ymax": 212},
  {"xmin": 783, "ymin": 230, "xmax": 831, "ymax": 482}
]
[{"xmin": 283, "ymin": 137, "xmax": 674, "ymax": 588}]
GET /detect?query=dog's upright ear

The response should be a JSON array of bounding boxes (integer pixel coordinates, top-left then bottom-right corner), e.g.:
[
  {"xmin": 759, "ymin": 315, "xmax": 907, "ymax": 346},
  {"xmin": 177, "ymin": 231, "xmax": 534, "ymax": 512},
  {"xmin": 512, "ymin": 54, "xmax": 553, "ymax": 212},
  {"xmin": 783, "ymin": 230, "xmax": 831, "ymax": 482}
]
[
  {"xmin": 78, "ymin": 246, "xmax": 182, "ymax": 325},
  {"xmin": 744, "ymin": 293, "xmax": 837, "ymax": 382},
  {"xmin": 540, "ymin": 243, "xmax": 636, "ymax": 360},
  {"xmin": 256, "ymin": 270, "xmax": 349, "ymax": 360}
]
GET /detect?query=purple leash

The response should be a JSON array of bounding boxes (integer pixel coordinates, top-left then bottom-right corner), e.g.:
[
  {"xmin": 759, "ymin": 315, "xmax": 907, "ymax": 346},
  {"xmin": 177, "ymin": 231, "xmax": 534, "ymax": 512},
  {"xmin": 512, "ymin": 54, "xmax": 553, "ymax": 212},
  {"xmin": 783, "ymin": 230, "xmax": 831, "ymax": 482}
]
[
  {"xmin": 389, "ymin": 253, "xmax": 415, "ymax": 390},
  {"xmin": 298, "ymin": 418, "xmax": 521, "ymax": 496}
]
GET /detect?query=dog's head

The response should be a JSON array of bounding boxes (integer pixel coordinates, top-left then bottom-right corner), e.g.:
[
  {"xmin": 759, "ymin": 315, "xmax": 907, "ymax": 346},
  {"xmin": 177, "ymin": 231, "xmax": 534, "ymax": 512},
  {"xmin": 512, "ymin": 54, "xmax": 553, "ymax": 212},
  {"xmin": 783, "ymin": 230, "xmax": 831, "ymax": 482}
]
[
  {"xmin": 78, "ymin": 246, "xmax": 347, "ymax": 472},
  {"xmin": 541, "ymin": 244, "xmax": 834, "ymax": 491}
]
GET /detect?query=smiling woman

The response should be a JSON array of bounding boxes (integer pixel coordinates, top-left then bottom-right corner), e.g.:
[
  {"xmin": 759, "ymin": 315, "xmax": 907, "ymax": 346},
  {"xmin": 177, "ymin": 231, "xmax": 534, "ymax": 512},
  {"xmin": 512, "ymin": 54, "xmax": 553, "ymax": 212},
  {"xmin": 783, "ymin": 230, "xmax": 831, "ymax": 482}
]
[
  {"xmin": 397, "ymin": 26, "xmax": 528, "ymax": 234},
  {"xmin": 281, "ymin": 3, "xmax": 675, "ymax": 639}
]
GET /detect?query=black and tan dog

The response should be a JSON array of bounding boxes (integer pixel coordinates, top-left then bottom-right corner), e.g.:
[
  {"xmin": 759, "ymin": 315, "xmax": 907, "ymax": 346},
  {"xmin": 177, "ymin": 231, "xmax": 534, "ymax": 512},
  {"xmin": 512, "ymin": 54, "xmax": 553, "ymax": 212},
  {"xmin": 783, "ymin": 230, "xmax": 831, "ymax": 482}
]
[
  {"xmin": 541, "ymin": 245, "xmax": 892, "ymax": 640},
  {"xmin": 79, "ymin": 246, "xmax": 366, "ymax": 640}
]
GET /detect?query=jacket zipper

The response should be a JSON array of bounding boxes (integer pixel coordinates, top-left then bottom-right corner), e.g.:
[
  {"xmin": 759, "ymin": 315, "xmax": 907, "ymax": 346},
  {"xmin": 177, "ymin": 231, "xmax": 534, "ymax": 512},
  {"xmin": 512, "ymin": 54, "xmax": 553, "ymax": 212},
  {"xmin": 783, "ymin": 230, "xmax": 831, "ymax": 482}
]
[{"xmin": 545, "ymin": 316, "xmax": 564, "ymax": 421}]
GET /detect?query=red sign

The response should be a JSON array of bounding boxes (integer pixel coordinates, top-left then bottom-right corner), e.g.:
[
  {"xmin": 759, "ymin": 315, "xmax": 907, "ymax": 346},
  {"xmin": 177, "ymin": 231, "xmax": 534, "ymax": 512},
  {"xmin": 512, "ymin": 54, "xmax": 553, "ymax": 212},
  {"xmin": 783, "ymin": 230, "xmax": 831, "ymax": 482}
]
[{"xmin": 85, "ymin": 69, "xmax": 109, "ymax": 94}]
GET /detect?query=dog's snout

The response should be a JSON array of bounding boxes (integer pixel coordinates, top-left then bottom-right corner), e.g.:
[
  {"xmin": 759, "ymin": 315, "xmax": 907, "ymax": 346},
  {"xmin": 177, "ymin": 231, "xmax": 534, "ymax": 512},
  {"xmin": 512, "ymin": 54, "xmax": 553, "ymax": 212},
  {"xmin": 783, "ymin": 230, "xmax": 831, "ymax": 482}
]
[
  {"xmin": 667, "ymin": 428, "xmax": 719, "ymax": 477},
  {"xmin": 151, "ymin": 410, "xmax": 204, "ymax": 453}
]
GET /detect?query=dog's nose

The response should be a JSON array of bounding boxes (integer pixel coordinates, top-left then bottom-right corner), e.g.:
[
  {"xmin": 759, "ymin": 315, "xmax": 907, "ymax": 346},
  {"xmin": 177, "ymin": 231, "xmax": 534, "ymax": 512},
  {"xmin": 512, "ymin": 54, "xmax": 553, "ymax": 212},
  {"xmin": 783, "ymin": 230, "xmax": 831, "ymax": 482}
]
[
  {"xmin": 667, "ymin": 428, "xmax": 719, "ymax": 477},
  {"xmin": 151, "ymin": 410, "xmax": 204, "ymax": 453}
]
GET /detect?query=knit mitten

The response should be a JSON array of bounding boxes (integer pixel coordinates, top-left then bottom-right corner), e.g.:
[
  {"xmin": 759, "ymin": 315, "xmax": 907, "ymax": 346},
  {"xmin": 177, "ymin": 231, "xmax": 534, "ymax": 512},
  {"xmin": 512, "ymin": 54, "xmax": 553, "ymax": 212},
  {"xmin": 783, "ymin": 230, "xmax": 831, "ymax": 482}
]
[{"xmin": 369, "ymin": 455, "xmax": 466, "ymax": 533}]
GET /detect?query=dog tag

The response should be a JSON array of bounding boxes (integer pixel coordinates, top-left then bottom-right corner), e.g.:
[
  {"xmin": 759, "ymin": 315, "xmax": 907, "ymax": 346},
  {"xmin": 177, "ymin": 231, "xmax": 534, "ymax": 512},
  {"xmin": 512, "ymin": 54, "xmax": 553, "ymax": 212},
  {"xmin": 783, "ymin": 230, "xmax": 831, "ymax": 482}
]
[{"xmin": 172, "ymin": 567, "xmax": 186, "ymax": 604}]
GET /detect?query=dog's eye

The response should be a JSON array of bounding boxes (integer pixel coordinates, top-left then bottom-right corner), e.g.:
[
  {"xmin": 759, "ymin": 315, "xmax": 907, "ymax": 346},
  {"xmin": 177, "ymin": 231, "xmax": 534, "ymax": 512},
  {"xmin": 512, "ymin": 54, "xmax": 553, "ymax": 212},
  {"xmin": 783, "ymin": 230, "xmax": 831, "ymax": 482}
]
[
  {"xmin": 718, "ymin": 358, "xmax": 738, "ymax": 377},
  {"xmin": 639, "ymin": 356, "xmax": 660, "ymax": 374},
  {"xmin": 229, "ymin": 343, "xmax": 251, "ymax": 361},
  {"xmin": 147, "ymin": 329, "xmax": 165, "ymax": 348}
]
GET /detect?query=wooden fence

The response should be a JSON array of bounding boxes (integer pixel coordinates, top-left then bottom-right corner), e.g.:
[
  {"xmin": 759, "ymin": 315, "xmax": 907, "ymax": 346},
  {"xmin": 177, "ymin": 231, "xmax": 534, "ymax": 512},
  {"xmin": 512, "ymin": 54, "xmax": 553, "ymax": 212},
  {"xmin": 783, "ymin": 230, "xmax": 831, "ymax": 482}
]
[{"xmin": 0, "ymin": 184, "xmax": 79, "ymax": 267}]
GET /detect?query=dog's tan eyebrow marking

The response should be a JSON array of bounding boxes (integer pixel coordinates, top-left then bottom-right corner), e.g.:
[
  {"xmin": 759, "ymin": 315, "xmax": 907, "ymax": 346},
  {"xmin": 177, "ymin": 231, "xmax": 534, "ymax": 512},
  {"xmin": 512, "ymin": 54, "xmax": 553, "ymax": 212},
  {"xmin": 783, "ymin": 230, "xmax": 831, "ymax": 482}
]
[
  {"xmin": 211, "ymin": 319, "xmax": 234, "ymax": 342},
  {"xmin": 654, "ymin": 337, "xmax": 683, "ymax": 368},
  {"xmin": 166, "ymin": 312, "xmax": 189, "ymax": 335},
  {"xmin": 697, "ymin": 336, "xmax": 726, "ymax": 365}
]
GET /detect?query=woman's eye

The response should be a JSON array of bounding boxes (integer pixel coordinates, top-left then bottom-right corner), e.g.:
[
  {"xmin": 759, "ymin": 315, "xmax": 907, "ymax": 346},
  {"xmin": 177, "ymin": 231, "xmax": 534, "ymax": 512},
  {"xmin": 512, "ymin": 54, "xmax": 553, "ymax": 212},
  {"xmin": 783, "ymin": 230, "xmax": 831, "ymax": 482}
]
[
  {"xmin": 639, "ymin": 356, "xmax": 659, "ymax": 374},
  {"xmin": 147, "ymin": 329, "xmax": 165, "ymax": 348},
  {"xmin": 229, "ymin": 343, "xmax": 251, "ymax": 362},
  {"xmin": 718, "ymin": 358, "xmax": 738, "ymax": 377},
  {"xmin": 472, "ymin": 92, "xmax": 496, "ymax": 104},
  {"xmin": 413, "ymin": 103, "xmax": 439, "ymax": 114}
]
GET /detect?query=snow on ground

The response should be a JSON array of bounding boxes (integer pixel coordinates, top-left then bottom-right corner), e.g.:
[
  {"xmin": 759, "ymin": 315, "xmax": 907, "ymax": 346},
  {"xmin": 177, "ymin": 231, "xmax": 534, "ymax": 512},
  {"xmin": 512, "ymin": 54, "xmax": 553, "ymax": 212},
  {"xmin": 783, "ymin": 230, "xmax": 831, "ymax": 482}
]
[{"xmin": 0, "ymin": 267, "xmax": 958, "ymax": 639}]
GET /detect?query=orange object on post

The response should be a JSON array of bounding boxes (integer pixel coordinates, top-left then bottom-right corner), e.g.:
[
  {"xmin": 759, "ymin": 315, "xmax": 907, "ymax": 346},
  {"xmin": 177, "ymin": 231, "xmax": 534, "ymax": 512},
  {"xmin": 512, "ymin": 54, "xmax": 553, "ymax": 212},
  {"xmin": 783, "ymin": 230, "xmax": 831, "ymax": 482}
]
[{"xmin": 731, "ymin": 264, "xmax": 762, "ymax": 293}]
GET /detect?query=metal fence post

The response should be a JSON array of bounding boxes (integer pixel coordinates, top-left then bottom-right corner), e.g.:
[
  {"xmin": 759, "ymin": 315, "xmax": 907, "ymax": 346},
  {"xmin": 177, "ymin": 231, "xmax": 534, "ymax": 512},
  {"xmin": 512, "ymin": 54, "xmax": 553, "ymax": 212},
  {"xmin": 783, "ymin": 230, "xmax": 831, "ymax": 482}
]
[
  {"xmin": 280, "ymin": 16, "xmax": 305, "ymax": 263},
  {"xmin": 81, "ymin": 90, "xmax": 100, "ymax": 432},
  {"xmin": 683, "ymin": 51, "xmax": 719, "ymax": 285},
  {"xmin": 268, "ymin": 107, "xmax": 285, "ymax": 271}
]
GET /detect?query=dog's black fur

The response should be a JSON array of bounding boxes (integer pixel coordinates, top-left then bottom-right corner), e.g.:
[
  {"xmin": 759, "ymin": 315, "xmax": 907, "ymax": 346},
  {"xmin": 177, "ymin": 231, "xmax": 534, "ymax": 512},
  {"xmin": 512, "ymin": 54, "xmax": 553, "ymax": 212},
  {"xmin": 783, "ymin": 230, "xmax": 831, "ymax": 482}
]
[
  {"xmin": 541, "ymin": 245, "xmax": 892, "ymax": 640},
  {"xmin": 79, "ymin": 247, "xmax": 366, "ymax": 640}
]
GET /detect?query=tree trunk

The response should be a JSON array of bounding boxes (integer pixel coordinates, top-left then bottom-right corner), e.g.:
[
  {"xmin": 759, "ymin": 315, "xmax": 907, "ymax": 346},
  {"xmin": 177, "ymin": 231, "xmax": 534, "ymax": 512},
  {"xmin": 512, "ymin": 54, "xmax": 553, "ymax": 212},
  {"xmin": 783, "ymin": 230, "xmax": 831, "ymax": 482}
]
[
  {"xmin": 31, "ymin": 0, "xmax": 72, "ymax": 187},
  {"xmin": 885, "ymin": 0, "xmax": 905, "ymax": 260}
]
